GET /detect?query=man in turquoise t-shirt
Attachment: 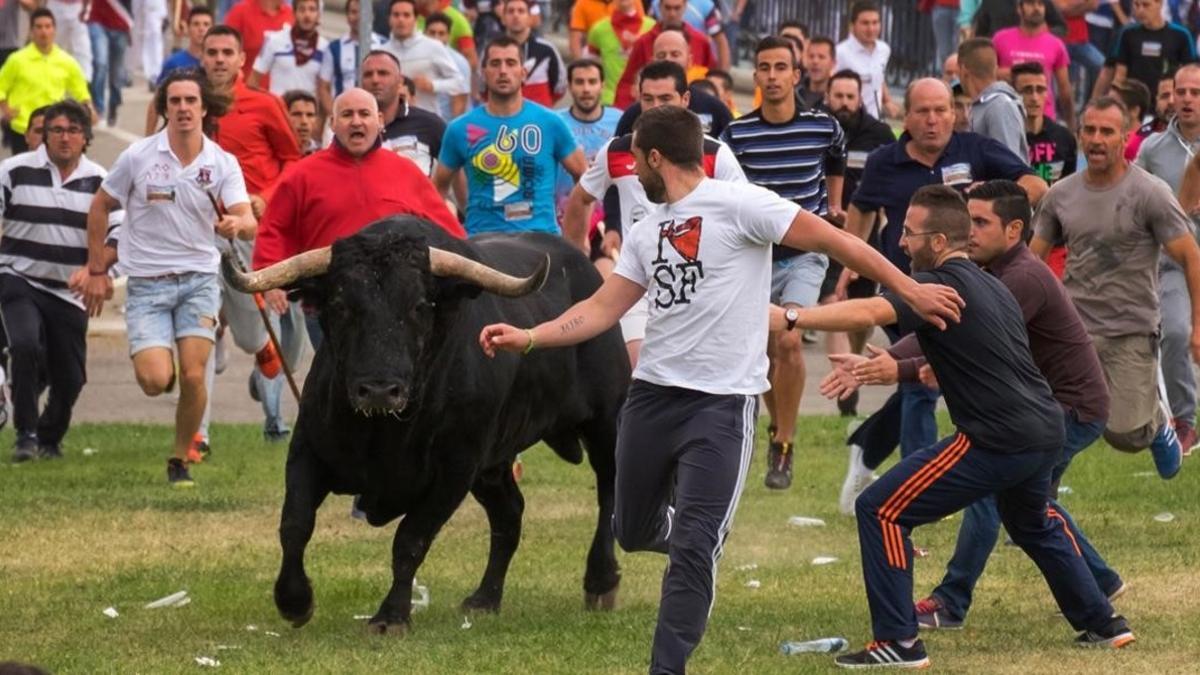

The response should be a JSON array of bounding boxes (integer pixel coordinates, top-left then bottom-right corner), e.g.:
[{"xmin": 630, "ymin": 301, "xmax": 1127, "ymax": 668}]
[{"xmin": 435, "ymin": 36, "xmax": 586, "ymax": 235}]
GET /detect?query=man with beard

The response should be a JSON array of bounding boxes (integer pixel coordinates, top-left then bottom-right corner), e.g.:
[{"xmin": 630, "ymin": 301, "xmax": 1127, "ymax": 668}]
[
  {"xmin": 822, "ymin": 180, "xmax": 1126, "ymax": 633},
  {"xmin": 248, "ymin": 0, "xmax": 333, "ymax": 130},
  {"xmin": 815, "ymin": 69, "xmax": 896, "ymax": 417},
  {"xmin": 720, "ymin": 36, "xmax": 848, "ymax": 490},
  {"xmin": 1033, "ymin": 96, "xmax": 1199, "ymax": 479},
  {"xmin": 833, "ymin": 78, "xmax": 1046, "ymax": 516},
  {"xmin": 479, "ymin": 104, "xmax": 964, "ymax": 675},
  {"xmin": 434, "ymin": 37, "xmax": 585, "ymax": 235},
  {"xmin": 361, "ymin": 49, "xmax": 446, "ymax": 179},
  {"xmin": 555, "ymin": 59, "xmax": 622, "ymax": 269},
  {"xmin": 800, "ymin": 36, "xmax": 837, "ymax": 110},
  {"xmin": 789, "ymin": 185, "xmax": 1134, "ymax": 669},
  {"xmin": 991, "ymin": 0, "xmax": 1076, "ymax": 129}
]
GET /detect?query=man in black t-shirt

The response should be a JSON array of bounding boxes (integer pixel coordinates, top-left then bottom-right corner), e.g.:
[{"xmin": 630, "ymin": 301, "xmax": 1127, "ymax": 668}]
[
  {"xmin": 360, "ymin": 49, "xmax": 447, "ymax": 178},
  {"xmin": 785, "ymin": 185, "xmax": 1134, "ymax": 669},
  {"xmin": 1112, "ymin": 0, "xmax": 1196, "ymax": 96},
  {"xmin": 1014, "ymin": 62, "xmax": 1076, "ymax": 185}
]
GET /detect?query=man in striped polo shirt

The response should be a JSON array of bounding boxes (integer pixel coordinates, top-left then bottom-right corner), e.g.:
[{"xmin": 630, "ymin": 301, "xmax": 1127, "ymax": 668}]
[
  {"xmin": 0, "ymin": 100, "xmax": 119, "ymax": 462},
  {"xmin": 720, "ymin": 35, "xmax": 847, "ymax": 490}
]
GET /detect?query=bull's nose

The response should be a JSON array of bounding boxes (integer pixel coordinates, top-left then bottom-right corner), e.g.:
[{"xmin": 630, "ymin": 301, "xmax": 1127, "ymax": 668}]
[{"xmin": 353, "ymin": 381, "xmax": 407, "ymax": 412}]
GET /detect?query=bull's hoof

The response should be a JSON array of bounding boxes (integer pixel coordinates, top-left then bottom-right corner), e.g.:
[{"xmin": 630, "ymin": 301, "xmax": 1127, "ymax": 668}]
[
  {"xmin": 275, "ymin": 578, "xmax": 315, "ymax": 627},
  {"xmin": 584, "ymin": 587, "xmax": 619, "ymax": 611},
  {"xmin": 367, "ymin": 617, "xmax": 411, "ymax": 636},
  {"xmin": 461, "ymin": 593, "xmax": 502, "ymax": 613}
]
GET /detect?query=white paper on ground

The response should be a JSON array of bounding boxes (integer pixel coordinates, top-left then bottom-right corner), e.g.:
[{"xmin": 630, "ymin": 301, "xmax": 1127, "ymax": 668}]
[
  {"xmin": 735, "ymin": 563, "xmax": 758, "ymax": 571},
  {"xmin": 1153, "ymin": 512, "xmax": 1175, "ymax": 523},
  {"xmin": 461, "ymin": 616, "xmax": 472, "ymax": 629},
  {"xmin": 745, "ymin": 579, "xmax": 761, "ymax": 589},
  {"xmin": 788, "ymin": 516, "xmax": 826, "ymax": 527},
  {"xmin": 811, "ymin": 556, "xmax": 839, "ymax": 565},
  {"xmin": 102, "ymin": 607, "xmax": 119, "ymax": 618},
  {"xmin": 194, "ymin": 656, "xmax": 220, "ymax": 667},
  {"xmin": 144, "ymin": 590, "xmax": 188, "ymax": 609}
]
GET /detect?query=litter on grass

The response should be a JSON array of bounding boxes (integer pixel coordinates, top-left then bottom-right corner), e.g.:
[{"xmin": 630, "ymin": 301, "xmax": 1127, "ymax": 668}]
[
  {"xmin": 1057, "ymin": 485, "xmax": 1073, "ymax": 495},
  {"xmin": 788, "ymin": 516, "xmax": 826, "ymax": 527},
  {"xmin": 461, "ymin": 617, "xmax": 472, "ymax": 630},
  {"xmin": 215, "ymin": 646, "xmax": 241, "ymax": 651},
  {"xmin": 1132, "ymin": 471, "xmax": 1157, "ymax": 478},
  {"xmin": 194, "ymin": 656, "xmax": 220, "ymax": 667},
  {"xmin": 413, "ymin": 579, "xmax": 430, "ymax": 611},
  {"xmin": 735, "ymin": 563, "xmax": 758, "ymax": 571},
  {"xmin": 745, "ymin": 580, "xmax": 761, "ymax": 589},
  {"xmin": 82, "ymin": 447, "xmax": 98, "ymax": 456},
  {"xmin": 811, "ymin": 556, "xmax": 839, "ymax": 565},
  {"xmin": 1154, "ymin": 512, "xmax": 1175, "ymax": 523},
  {"xmin": 353, "ymin": 614, "xmax": 373, "ymax": 620},
  {"xmin": 145, "ymin": 590, "xmax": 189, "ymax": 609},
  {"xmin": 244, "ymin": 625, "xmax": 258, "ymax": 632},
  {"xmin": 264, "ymin": 631, "xmax": 281, "ymax": 637},
  {"xmin": 102, "ymin": 607, "xmax": 119, "ymax": 619}
]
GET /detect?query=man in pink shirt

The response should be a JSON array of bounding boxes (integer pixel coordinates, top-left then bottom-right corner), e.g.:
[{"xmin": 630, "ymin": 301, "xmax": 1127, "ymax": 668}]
[{"xmin": 992, "ymin": 0, "xmax": 1076, "ymax": 129}]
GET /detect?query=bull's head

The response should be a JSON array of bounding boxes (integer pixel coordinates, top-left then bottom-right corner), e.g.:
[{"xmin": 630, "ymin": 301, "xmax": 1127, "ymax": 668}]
[{"xmin": 223, "ymin": 227, "xmax": 548, "ymax": 417}]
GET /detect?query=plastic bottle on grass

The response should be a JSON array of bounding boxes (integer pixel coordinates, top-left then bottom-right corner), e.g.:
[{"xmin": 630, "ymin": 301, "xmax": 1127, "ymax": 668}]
[{"xmin": 780, "ymin": 637, "xmax": 848, "ymax": 654}]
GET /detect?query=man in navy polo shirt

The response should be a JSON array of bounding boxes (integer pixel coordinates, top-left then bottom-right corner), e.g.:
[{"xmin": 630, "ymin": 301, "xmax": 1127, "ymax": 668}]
[{"xmin": 834, "ymin": 77, "xmax": 1049, "ymax": 515}]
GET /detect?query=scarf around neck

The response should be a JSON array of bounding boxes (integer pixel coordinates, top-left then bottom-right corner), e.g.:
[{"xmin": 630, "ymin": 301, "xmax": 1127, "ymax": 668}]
[{"xmin": 292, "ymin": 26, "xmax": 319, "ymax": 66}]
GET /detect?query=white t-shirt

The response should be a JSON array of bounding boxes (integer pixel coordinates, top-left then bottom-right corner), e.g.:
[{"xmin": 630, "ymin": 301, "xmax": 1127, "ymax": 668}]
[
  {"xmin": 613, "ymin": 179, "xmax": 800, "ymax": 395},
  {"xmin": 101, "ymin": 131, "xmax": 249, "ymax": 277},
  {"xmin": 836, "ymin": 36, "xmax": 891, "ymax": 120},
  {"xmin": 253, "ymin": 29, "xmax": 334, "ymax": 96}
]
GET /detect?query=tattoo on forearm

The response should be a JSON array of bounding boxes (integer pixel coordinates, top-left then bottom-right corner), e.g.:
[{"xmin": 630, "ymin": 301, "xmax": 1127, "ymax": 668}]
[{"xmin": 560, "ymin": 315, "xmax": 585, "ymax": 335}]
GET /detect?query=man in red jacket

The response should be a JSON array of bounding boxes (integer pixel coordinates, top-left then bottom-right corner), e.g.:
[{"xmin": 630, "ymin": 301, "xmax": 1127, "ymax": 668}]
[
  {"xmin": 254, "ymin": 87, "xmax": 464, "ymax": 346},
  {"xmin": 613, "ymin": 0, "xmax": 719, "ymax": 108}
]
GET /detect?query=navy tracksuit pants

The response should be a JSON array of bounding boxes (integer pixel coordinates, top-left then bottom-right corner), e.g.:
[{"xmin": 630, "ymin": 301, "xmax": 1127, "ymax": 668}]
[
  {"xmin": 854, "ymin": 431, "xmax": 1115, "ymax": 641},
  {"xmin": 612, "ymin": 380, "xmax": 757, "ymax": 675}
]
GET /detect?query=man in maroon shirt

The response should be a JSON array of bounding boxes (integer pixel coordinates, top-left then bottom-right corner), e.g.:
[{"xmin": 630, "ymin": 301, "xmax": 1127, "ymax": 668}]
[{"xmin": 613, "ymin": 0, "xmax": 719, "ymax": 108}]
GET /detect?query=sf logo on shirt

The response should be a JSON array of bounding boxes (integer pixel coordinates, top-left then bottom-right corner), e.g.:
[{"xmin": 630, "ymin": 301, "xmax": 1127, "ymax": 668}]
[{"xmin": 651, "ymin": 216, "xmax": 706, "ymax": 309}]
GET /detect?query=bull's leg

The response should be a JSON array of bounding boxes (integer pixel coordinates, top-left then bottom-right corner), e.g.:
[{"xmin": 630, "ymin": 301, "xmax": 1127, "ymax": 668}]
[
  {"xmin": 462, "ymin": 463, "xmax": 525, "ymax": 613},
  {"xmin": 581, "ymin": 418, "xmax": 621, "ymax": 610},
  {"xmin": 275, "ymin": 449, "xmax": 330, "ymax": 627},
  {"xmin": 368, "ymin": 477, "xmax": 472, "ymax": 635}
]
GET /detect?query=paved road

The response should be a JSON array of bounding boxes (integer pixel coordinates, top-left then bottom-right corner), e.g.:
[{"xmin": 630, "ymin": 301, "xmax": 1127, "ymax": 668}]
[{"xmin": 2, "ymin": 16, "xmax": 893, "ymax": 428}]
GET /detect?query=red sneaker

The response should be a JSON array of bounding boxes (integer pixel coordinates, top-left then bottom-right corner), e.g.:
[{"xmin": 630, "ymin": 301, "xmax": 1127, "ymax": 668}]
[
  {"xmin": 256, "ymin": 341, "xmax": 282, "ymax": 379},
  {"xmin": 1175, "ymin": 418, "xmax": 1197, "ymax": 458},
  {"xmin": 185, "ymin": 433, "xmax": 210, "ymax": 464}
]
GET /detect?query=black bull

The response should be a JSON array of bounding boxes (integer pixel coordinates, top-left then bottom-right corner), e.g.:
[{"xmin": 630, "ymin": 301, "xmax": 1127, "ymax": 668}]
[{"xmin": 225, "ymin": 217, "xmax": 631, "ymax": 634}]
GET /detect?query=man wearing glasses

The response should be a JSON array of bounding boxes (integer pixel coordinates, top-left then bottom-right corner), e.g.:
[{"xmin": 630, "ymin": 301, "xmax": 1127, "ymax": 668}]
[
  {"xmin": 832, "ymin": 78, "xmax": 1048, "ymax": 515},
  {"xmin": 0, "ymin": 100, "xmax": 118, "ymax": 463}
]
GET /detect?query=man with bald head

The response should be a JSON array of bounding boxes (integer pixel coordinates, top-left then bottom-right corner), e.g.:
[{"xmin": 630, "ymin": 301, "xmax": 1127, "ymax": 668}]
[
  {"xmin": 253, "ymin": 86, "xmax": 465, "ymax": 348},
  {"xmin": 832, "ymin": 77, "xmax": 1050, "ymax": 514},
  {"xmin": 653, "ymin": 28, "xmax": 707, "ymax": 83}
]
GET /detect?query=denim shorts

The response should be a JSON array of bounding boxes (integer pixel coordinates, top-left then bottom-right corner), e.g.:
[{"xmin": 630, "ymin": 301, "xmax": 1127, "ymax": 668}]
[
  {"xmin": 125, "ymin": 272, "xmax": 221, "ymax": 356},
  {"xmin": 771, "ymin": 252, "xmax": 829, "ymax": 308}
]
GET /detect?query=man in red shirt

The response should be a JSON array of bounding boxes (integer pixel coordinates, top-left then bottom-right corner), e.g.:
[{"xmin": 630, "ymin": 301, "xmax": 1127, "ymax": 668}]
[
  {"xmin": 254, "ymin": 87, "xmax": 463, "ymax": 347},
  {"xmin": 613, "ymin": 0, "xmax": 718, "ymax": 108},
  {"xmin": 223, "ymin": 0, "xmax": 293, "ymax": 83}
]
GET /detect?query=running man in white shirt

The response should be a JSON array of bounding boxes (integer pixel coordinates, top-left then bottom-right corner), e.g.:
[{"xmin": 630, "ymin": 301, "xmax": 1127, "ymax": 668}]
[
  {"xmin": 249, "ymin": 0, "xmax": 333, "ymax": 129},
  {"xmin": 81, "ymin": 70, "xmax": 257, "ymax": 487},
  {"xmin": 835, "ymin": 0, "xmax": 900, "ymax": 120},
  {"xmin": 479, "ymin": 105, "xmax": 963, "ymax": 675}
]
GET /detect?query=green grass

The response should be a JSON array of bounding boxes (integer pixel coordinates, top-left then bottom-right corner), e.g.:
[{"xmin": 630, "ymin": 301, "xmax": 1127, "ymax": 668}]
[{"xmin": 0, "ymin": 418, "xmax": 1197, "ymax": 674}]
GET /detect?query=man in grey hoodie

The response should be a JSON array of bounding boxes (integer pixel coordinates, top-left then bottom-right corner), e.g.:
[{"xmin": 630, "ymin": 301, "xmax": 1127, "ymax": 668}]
[{"xmin": 959, "ymin": 37, "xmax": 1029, "ymax": 163}]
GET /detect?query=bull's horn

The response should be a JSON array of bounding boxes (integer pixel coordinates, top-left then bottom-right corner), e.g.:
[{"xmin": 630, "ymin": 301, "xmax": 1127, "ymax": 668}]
[
  {"xmin": 221, "ymin": 246, "xmax": 332, "ymax": 293},
  {"xmin": 428, "ymin": 247, "xmax": 550, "ymax": 297}
]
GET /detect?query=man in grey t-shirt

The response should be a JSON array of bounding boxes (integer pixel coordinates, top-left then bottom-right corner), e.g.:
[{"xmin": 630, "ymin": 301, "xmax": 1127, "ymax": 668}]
[
  {"xmin": 1032, "ymin": 97, "xmax": 1200, "ymax": 480},
  {"xmin": 959, "ymin": 38, "xmax": 1028, "ymax": 164}
]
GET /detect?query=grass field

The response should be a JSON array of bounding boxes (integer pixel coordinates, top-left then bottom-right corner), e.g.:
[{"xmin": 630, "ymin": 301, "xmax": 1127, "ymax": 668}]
[{"xmin": 0, "ymin": 417, "xmax": 1196, "ymax": 674}]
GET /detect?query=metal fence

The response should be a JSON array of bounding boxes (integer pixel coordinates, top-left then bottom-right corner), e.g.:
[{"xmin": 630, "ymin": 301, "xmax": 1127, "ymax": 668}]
[{"xmin": 738, "ymin": 0, "xmax": 938, "ymax": 86}]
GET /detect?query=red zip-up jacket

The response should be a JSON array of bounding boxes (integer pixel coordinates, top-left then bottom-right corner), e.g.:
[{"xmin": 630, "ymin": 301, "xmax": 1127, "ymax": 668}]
[
  {"xmin": 213, "ymin": 79, "xmax": 301, "ymax": 202},
  {"xmin": 253, "ymin": 139, "xmax": 465, "ymax": 269}
]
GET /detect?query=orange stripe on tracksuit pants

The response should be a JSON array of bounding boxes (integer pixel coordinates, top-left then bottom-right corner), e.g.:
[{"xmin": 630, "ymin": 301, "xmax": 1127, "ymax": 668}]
[{"xmin": 853, "ymin": 431, "xmax": 1117, "ymax": 642}]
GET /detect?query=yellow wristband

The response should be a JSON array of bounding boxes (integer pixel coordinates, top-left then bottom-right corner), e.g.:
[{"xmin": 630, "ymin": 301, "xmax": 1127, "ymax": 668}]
[{"xmin": 522, "ymin": 329, "xmax": 536, "ymax": 355}]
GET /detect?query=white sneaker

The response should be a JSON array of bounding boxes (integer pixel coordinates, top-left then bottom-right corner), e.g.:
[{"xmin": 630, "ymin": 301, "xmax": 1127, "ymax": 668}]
[{"xmin": 839, "ymin": 444, "xmax": 876, "ymax": 516}]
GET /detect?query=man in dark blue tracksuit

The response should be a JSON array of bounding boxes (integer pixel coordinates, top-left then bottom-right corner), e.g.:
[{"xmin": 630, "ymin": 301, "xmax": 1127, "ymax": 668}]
[{"xmin": 784, "ymin": 184, "xmax": 1134, "ymax": 669}]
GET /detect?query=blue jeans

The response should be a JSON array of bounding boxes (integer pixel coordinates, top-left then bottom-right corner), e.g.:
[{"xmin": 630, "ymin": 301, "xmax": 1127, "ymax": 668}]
[
  {"xmin": 1067, "ymin": 41, "xmax": 1105, "ymax": 108},
  {"xmin": 931, "ymin": 6, "xmax": 961, "ymax": 67},
  {"xmin": 931, "ymin": 413, "xmax": 1122, "ymax": 621},
  {"xmin": 88, "ymin": 23, "xmax": 128, "ymax": 117}
]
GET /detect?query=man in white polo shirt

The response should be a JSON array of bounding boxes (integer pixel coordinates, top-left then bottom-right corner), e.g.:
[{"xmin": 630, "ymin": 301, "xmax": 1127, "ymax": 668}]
[
  {"xmin": 81, "ymin": 69, "xmax": 256, "ymax": 488},
  {"xmin": 480, "ymin": 105, "xmax": 963, "ymax": 675},
  {"xmin": 836, "ymin": 0, "xmax": 900, "ymax": 120}
]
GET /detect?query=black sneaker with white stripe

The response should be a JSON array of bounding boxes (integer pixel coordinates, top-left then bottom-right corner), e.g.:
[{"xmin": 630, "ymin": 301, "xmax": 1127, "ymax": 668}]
[
  {"xmin": 834, "ymin": 639, "xmax": 930, "ymax": 669},
  {"xmin": 1075, "ymin": 615, "xmax": 1135, "ymax": 649}
]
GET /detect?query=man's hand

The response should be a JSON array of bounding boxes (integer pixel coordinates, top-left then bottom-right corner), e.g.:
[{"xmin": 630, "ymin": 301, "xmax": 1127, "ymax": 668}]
[
  {"xmin": 249, "ymin": 194, "xmax": 267, "ymax": 219},
  {"xmin": 81, "ymin": 273, "xmax": 113, "ymax": 317},
  {"xmin": 826, "ymin": 206, "xmax": 846, "ymax": 227},
  {"xmin": 918, "ymin": 364, "xmax": 939, "ymax": 389},
  {"xmin": 479, "ymin": 323, "xmax": 531, "ymax": 358},
  {"xmin": 851, "ymin": 344, "xmax": 899, "ymax": 385},
  {"xmin": 264, "ymin": 288, "xmax": 289, "ymax": 315},
  {"xmin": 903, "ymin": 282, "xmax": 964, "ymax": 330},
  {"xmin": 215, "ymin": 215, "xmax": 243, "ymax": 239},
  {"xmin": 820, "ymin": 353, "xmax": 867, "ymax": 400},
  {"xmin": 834, "ymin": 267, "xmax": 859, "ymax": 301},
  {"xmin": 413, "ymin": 75, "xmax": 435, "ymax": 93},
  {"xmin": 601, "ymin": 230, "xmax": 622, "ymax": 258}
]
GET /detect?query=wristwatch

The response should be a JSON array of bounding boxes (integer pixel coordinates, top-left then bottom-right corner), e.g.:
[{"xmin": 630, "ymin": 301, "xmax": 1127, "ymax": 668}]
[{"xmin": 785, "ymin": 308, "xmax": 800, "ymax": 331}]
